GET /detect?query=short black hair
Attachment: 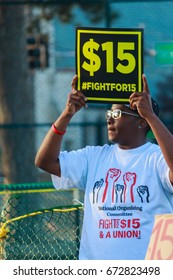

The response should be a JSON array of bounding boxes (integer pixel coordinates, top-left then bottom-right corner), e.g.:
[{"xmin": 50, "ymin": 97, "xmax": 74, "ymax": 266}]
[
  {"xmin": 151, "ymin": 98, "xmax": 159, "ymax": 116},
  {"xmin": 125, "ymin": 98, "xmax": 159, "ymax": 117}
]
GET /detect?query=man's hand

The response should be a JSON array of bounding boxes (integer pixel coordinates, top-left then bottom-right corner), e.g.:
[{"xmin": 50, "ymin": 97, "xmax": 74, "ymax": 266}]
[
  {"xmin": 129, "ymin": 74, "xmax": 154, "ymax": 119},
  {"xmin": 64, "ymin": 75, "xmax": 87, "ymax": 116}
]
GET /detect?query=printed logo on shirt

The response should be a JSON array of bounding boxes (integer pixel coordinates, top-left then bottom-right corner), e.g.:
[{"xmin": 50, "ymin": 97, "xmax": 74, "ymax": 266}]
[
  {"xmin": 92, "ymin": 168, "xmax": 150, "ymax": 240},
  {"xmin": 93, "ymin": 168, "xmax": 150, "ymax": 204},
  {"xmin": 98, "ymin": 218, "xmax": 141, "ymax": 239}
]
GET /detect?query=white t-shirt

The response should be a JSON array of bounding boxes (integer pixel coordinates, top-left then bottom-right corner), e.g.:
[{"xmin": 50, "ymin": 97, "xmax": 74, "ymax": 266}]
[{"xmin": 51, "ymin": 142, "xmax": 173, "ymax": 260}]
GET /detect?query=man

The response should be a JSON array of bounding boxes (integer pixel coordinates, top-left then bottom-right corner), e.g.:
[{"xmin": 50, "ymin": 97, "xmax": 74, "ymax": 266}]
[{"xmin": 35, "ymin": 74, "xmax": 173, "ymax": 259}]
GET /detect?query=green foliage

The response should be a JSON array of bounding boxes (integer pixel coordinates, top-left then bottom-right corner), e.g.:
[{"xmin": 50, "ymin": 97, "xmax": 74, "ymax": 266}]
[{"xmin": 27, "ymin": 2, "xmax": 119, "ymax": 33}]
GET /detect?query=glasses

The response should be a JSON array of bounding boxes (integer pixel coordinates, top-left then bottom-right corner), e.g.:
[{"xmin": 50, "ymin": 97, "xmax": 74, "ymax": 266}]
[{"xmin": 105, "ymin": 109, "xmax": 140, "ymax": 120}]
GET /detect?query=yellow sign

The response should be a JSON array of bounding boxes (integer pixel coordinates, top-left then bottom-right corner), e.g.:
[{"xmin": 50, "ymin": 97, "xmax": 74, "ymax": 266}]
[
  {"xmin": 145, "ymin": 214, "xmax": 173, "ymax": 260},
  {"xmin": 76, "ymin": 27, "xmax": 143, "ymax": 104}
]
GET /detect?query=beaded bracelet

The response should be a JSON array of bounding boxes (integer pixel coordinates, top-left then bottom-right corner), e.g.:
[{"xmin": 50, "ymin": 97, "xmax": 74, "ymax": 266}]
[{"xmin": 52, "ymin": 124, "xmax": 66, "ymax": 135}]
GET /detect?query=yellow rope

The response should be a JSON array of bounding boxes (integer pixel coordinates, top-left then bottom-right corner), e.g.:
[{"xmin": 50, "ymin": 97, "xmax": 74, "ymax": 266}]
[
  {"xmin": 0, "ymin": 188, "xmax": 77, "ymax": 195},
  {"xmin": 0, "ymin": 224, "xmax": 9, "ymax": 239},
  {"xmin": 0, "ymin": 206, "xmax": 83, "ymax": 239}
]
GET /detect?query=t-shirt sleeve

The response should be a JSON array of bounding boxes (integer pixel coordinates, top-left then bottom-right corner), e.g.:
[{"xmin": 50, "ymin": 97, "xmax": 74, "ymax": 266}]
[
  {"xmin": 51, "ymin": 147, "xmax": 90, "ymax": 191},
  {"xmin": 156, "ymin": 152, "xmax": 173, "ymax": 194}
]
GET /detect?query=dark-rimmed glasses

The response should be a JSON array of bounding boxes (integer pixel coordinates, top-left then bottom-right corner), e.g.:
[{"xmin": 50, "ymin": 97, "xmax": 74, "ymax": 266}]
[{"xmin": 105, "ymin": 109, "xmax": 140, "ymax": 120}]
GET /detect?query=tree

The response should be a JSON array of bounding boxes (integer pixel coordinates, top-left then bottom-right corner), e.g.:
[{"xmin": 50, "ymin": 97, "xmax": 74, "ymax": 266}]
[
  {"xmin": 0, "ymin": 2, "xmax": 119, "ymax": 184},
  {"xmin": 26, "ymin": 1, "xmax": 118, "ymax": 31},
  {"xmin": 0, "ymin": 6, "xmax": 36, "ymax": 183}
]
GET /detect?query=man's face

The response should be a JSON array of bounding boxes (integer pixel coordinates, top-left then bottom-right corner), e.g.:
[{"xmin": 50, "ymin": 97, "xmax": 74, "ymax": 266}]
[{"xmin": 106, "ymin": 104, "xmax": 140, "ymax": 146}]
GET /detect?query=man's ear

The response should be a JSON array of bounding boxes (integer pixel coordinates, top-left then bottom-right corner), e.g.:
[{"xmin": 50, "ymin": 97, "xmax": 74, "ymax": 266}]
[{"xmin": 138, "ymin": 118, "xmax": 148, "ymax": 129}]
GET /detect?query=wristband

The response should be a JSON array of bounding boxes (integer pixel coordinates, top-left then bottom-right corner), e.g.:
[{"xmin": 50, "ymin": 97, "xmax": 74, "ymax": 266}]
[{"xmin": 52, "ymin": 124, "xmax": 66, "ymax": 135}]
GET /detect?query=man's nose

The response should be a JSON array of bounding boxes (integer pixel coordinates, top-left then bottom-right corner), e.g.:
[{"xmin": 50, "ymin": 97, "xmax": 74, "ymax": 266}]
[{"xmin": 107, "ymin": 117, "xmax": 115, "ymax": 124}]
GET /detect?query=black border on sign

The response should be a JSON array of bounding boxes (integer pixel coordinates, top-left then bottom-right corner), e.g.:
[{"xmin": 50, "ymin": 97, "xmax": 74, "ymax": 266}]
[{"xmin": 75, "ymin": 27, "xmax": 143, "ymax": 104}]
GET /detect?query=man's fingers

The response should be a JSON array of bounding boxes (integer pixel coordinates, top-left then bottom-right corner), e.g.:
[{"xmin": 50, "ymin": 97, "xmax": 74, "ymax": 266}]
[
  {"xmin": 71, "ymin": 75, "xmax": 78, "ymax": 91},
  {"xmin": 69, "ymin": 75, "xmax": 88, "ymax": 108},
  {"xmin": 142, "ymin": 74, "xmax": 150, "ymax": 94},
  {"xmin": 69, "ymin": 91, "xmax": 87, "ymax": 107}
]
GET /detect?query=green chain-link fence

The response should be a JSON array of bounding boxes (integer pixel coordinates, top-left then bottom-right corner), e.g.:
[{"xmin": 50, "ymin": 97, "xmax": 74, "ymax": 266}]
[{"xmin": 0, "ymin": 183, "xmax": 84, "ymax": 260}]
